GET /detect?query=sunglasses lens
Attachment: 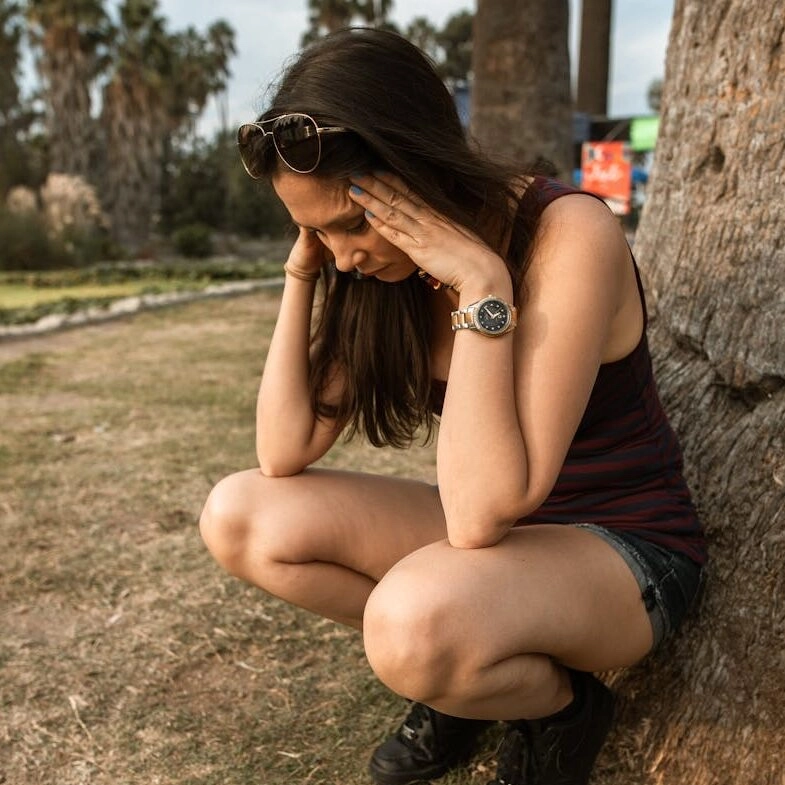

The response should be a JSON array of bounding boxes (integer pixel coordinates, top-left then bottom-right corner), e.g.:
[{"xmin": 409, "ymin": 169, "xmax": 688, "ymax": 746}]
[
  {"xmin": 272, "ymin": 115, "xmax": 321, "ymax": 173},
  {"xmin": 237, "ymin": 123, "xmax": 271, "ymax": 178}
]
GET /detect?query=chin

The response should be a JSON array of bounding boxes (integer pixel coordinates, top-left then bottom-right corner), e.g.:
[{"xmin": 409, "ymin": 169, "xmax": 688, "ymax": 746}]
[{"xmin": 374, "ymin": 262, "xmax": 417, "ymax": 283}]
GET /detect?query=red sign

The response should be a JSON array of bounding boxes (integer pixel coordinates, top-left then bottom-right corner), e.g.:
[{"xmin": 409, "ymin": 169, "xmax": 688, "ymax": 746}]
[{"xmin": 581, "ymin": 141, "xmax": 632, "ymax": 215}]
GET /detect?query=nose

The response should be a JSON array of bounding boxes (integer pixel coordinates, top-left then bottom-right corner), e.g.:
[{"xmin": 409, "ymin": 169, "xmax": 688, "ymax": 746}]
[{"xmin": 332, "ymin": 239, "xmax": 369, "ymax": 274}]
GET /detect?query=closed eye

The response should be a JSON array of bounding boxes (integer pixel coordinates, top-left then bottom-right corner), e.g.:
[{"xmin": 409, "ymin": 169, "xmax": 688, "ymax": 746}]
[{"xmin": 346, "ymin": 216, "xmax": 370, "ymax": 235}]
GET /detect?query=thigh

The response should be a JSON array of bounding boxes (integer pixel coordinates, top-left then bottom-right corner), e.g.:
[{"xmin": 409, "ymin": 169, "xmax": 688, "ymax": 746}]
[
  {"xmin": 374, "ymin": 523, "xmax": 655, "ymax": 672},
  {"xmin": 205, "ymin": 467, "xmax": 448, "ymax": 580}
]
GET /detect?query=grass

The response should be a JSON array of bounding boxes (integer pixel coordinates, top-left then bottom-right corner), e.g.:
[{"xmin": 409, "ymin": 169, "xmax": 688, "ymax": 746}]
[
  {"xmin": 0, "ymin": 279, "xmax": 208, "ymax": 309},
  {"xmin": 0, "ymin": 255, "xmax": 289, "ymax": 325},
  {"xmin": 0, "ymin": 289, "xmax": 502, "ymax": 785}
]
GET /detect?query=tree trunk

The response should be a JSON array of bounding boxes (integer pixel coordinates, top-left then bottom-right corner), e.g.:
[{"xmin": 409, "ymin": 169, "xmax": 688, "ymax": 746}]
[
  {"xmin": 100, "ymin": 75, "xmax": 165, "ymax": 253},
  {"xmin": 37, "ymin": 32, "xmax": 94, "ymax": 178},
  {"xmin": 596, "ymin": 1, "xmax": 785, "ymax": 783},
  {"xmin": 576, "ymin": 0, "xmax": 612, "ymax": 116},
  {"xmin": 471, "ymin": 0, "xmax": 572, "ymax": 178}
]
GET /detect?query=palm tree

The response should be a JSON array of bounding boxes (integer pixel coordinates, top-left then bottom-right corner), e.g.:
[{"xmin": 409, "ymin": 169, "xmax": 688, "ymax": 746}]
[
  {"xmin": 576, "ymin": 0, "xmax": 613, "ymax": 116},
  {"xmin": 404, "ymin": 15, "xmax": 439, "ymax": 62},
  {"xmin": 99, "ymin": 0, "xmax": 171, "ymax": 251},
  {"xmin": 471, "ymin": 0, "xmax": 572, "ymax": 177},
  {"xmin": 356, "ymin": 0, "xmax": 393, "ymax": 27},
  {"xmin": 165, "ymin": 21, "xmax": 235, "ymax": 141},
  {"xmin": 436, "ymin": 10, "xmax": 473, "ymax": 85},
  {"xmin": 100, "ymin": 0, "xmax": 237, "ymax": 251},
  {"xmin": 302, "ymin": 0, "xmax": 360, "ymax": 45},
  {"xmin": 25, "ymin": 0, "xmax": 112, "ymax": 179},
  {"xmin": 204, "ymin": 20, "xmax": 237, "ymax": 134},
  {"xmin": 158, "ymin": 19, "xmax": 236, "ymax": 232}
]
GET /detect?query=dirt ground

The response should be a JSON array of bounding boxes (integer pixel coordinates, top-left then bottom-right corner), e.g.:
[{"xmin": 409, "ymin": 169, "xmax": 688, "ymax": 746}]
[{"xmin": 0, "ymin": 290, "xmax": 501, "ymax": 785}]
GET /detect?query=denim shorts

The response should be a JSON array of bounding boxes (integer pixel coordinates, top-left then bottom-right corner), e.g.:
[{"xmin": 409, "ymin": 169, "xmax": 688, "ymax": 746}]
[{"xmin": 575, "ymin": 523, "xmax": 705, "ymax": 650}]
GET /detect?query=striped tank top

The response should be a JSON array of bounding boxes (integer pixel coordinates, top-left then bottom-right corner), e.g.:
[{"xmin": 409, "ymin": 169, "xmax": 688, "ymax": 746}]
[{"xmin": 431, "ymin": 178, "xmax": 707, "ymax": 565}]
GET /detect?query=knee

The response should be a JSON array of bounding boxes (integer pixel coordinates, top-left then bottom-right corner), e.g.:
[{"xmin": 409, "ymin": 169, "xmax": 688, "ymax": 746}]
[
  {"xmin": 363, "ymin": 569, "xmax": 464, "ymax": 704},
  {"xmin": 199, "ymin": 472, "xmax": 255, "ymax": 576}
]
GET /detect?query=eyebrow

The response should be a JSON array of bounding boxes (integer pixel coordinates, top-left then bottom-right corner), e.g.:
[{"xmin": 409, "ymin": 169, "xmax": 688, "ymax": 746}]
[{"xmin": 296, "ymin": 208, "xmax": 364, "ymax": 232}]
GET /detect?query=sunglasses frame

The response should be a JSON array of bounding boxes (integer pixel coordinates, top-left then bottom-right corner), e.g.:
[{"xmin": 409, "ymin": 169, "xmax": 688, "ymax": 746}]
[{"xmin": 238, "ymin": 113, "xmax": 349, "ymax": 175}]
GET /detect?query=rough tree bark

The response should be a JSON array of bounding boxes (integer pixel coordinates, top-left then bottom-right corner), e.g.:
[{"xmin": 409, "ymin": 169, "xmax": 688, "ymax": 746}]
[
  {"xmin": 34, "ymin": 32, "xmax": 95, "ymax": 179},
  {"xmin": 100, "ymin": 76, "xmax": 165, "ymax": 253},
  {"xmin": 595, "ymin": 1, "xmax": 785, "ymax": 784},
  {"xmin": 471, "ymin": 0, "xmax": 572, "ymax": 178}
]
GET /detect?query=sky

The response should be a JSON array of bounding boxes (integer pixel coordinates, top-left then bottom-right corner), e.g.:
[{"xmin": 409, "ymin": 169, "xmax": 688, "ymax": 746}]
[{"xmin": 29, "ymin": 0, "xmax": 676, "ymax": 136}]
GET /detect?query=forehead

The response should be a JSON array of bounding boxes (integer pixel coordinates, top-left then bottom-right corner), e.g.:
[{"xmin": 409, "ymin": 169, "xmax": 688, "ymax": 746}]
[{"xmin": 272, "ymin": 172, "xmax": 357, "ymax": 228}]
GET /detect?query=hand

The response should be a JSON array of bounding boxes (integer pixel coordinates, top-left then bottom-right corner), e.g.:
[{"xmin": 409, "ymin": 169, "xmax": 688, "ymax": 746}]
[
  {"xmin": 348, "ymin": 171, "xmax": 510, "ymax": 292},
  {"xmin": 285, "ymin": 225, "xmax": 329, "ymax": 278}
]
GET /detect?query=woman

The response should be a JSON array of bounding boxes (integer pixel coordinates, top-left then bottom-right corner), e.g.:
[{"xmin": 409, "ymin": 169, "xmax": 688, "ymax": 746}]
[{"xmin": 199, "ymin": 28, "xmax": 706, "ymax": 785}]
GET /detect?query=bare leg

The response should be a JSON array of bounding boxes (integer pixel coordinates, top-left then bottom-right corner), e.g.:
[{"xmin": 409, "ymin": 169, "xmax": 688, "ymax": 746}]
[
  {"xmin": 201, "ymin": 470, "xmax": 652, "ymax": 720},
  {"xmin": 199, "ymin": 467, "xmax": 447, "ymax": 629},
  {"xmin": 363, "ymin": 524, "xmax": 654, "ymax": 720}
]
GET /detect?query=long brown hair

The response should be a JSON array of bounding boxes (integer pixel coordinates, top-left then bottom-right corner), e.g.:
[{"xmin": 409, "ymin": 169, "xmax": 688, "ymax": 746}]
[{"xmin": 251, "ymin": 28, "xmax": 546, "ymax": 447}]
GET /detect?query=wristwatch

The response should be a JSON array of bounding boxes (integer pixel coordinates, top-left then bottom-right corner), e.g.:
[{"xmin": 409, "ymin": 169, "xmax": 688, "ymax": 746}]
[{"xmin": 450, "ymin": 295, "xmax": 518, "ymax": 337}]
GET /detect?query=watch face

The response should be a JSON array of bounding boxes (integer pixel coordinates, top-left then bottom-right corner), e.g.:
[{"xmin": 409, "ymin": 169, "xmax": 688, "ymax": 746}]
[{"xmin": 475, "ymin": 298, "xmax": 512, "ymax": 334}]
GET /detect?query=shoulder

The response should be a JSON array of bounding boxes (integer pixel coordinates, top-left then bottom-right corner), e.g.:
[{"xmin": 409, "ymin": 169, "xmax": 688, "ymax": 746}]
[
  {"xmin": 519, "ymin": 188, "xmax": 631, "ymax": 317},
  {"xmin": 533, "ymin": 188, "xmax": 628, "ymax": 261}
]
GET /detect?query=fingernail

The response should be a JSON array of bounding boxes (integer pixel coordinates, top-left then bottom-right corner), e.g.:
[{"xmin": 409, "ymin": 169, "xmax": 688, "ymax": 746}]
[
  {"xmin": 365, "ymin": 209, "xmax": 375, "ymax": 219},
  {"xmin": 349, "ymin": 184, "xmax": 363, "ymax": 195}
]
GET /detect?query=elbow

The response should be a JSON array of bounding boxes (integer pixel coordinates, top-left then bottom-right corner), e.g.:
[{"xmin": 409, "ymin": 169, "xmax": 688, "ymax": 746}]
[
  {"xmin": 445, "ymin": 508, "xmax": 514, "ymax": 549},
  {"xmin": 444, "ymin": 490, "xmax": 549, "ymax": 550},
  {"xmin": 256, "ymin": 434, "xmax": 308, "ymax": 477},
  {"xmin": 448, "ymin": 529, "xmax": 507, "ymax": 550},
  {"xmin": 257, "ymin": 453, "xmax": 307, "ymax": 478}
]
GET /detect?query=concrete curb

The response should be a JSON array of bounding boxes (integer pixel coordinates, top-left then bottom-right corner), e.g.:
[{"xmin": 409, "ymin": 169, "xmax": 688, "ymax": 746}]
[{"xmin": 0, "ymin": 278, "xmax": 284, "ymax": 342}]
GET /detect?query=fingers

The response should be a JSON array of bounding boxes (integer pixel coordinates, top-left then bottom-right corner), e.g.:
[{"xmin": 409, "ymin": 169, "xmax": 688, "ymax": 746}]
[
  {"xmin": 370, "ymin": 171, "xmax": 427, "ymax": 209},
  {"xmin": 350, "ymin": 172, "xmax": 426, "ymax": 212},
  {"xmin": 348, "ymin": 181, "xmax": 421, "ymax": 244},
  {"xmin": 287, "ymin": 225, "xmax": 329, "ymax": 273}
]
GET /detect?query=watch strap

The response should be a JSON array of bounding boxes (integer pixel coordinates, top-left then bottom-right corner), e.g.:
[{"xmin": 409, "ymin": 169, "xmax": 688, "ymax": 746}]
[
  {"xmin": 450, "ymin": 308, "xmax": 478, "ymax": 331},
  {"xmin": 450, "ymin": 296, "xmax": 518, "ymax": 336}
]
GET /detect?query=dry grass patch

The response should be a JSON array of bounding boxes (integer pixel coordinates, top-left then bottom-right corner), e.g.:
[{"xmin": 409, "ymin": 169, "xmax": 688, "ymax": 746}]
[{"xmin": 0, "ymin": 290, "xmax": 502, "ymax": 785}]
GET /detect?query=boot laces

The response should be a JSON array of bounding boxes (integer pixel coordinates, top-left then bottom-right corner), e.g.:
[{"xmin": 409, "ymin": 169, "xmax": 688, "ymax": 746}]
[{"xmin": 398, "ymin": 701, "xmax": 430, "ymax": 747}]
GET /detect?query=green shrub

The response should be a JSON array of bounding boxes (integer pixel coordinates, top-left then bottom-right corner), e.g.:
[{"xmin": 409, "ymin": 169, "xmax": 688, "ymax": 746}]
[
  {"xmin": 171, "ymin": 223, "xmax": 214, "ymax": 258},
  {"xmin": 0, "ymin": 208, "xmax": 73, "ymax": 270},
  {"xmin": 60, "ymin": 223, "xmax": 117, "ymax": 267}
]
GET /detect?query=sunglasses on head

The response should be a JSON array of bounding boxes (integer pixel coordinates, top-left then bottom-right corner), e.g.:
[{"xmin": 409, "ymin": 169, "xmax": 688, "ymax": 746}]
[{"xmin": 237, "ymin": 112, "xmax": 350, "ymax": 176}]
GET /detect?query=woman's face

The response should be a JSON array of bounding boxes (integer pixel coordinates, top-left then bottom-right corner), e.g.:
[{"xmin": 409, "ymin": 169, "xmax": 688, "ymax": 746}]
[{"xmin": 273, "ymin": 171, "xmax": 417, "ymax": 282}]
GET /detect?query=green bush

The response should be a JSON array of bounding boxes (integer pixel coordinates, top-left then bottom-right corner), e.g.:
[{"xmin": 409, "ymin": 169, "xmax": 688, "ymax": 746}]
[
  {"xmin": 0, "ymin": 208, "xmax": 73, "ymax": 271},
  {"xmin": 59, "ymin": 224, "xmax": 118, "ymax": 267},
  {"xmin": 171, "ymin": 223, "xmax": 214, "ymax": 258}
]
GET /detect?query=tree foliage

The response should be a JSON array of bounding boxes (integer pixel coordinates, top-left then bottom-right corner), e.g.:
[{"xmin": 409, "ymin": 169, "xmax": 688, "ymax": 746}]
[
  {"xmin": 0, "ymin": 0, "xmax": 30, "ymax": 194},
  {"xmin": 301, "ymin": 0, "xmax": 400, "ymax": 45},
  {"xmin": 10, "ymin": 0, "xmax": 238, "ymax": 254},
  {"xmin": 4, "ymin": 0, "xmax": 481, "ymax": 263},
  {"xmin": 0, "ymin": 0, "xmax": 22, "ymax": 122},
  {"xmin": 25, "ymin": 0, "xmax": 113, "ymax": 178},
  {"xmin": 401, "ymin": 10, "xmax": 473, "ymax": 85}
]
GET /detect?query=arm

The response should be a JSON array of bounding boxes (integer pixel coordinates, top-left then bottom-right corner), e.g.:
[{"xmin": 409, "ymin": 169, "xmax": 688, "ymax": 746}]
[
  {"xmin": 438, "ymin": 195, "xmax": 632, "ymax": 546},
  {"xmin": 256, "ymin": 228, "xmax": 344, "ymax": 476},
  {"xmin": 349, "ymin": 175, "xmax": 635, "ymax": 547}
]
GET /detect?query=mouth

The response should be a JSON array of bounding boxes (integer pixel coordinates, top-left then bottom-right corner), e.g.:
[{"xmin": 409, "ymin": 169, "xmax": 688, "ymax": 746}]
[{"xmin": 353, "ymin": 265, "xmax": 384, "ymax": 279}]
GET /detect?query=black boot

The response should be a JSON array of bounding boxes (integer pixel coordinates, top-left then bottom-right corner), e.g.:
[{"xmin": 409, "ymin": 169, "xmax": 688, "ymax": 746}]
[
  {"xmin": 487, "ymin": 670, "xmax": 615, "ymax": 785},
  {"xmin": 369, "ymin": 701, "xmax": 492, "ymax": 785}
]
